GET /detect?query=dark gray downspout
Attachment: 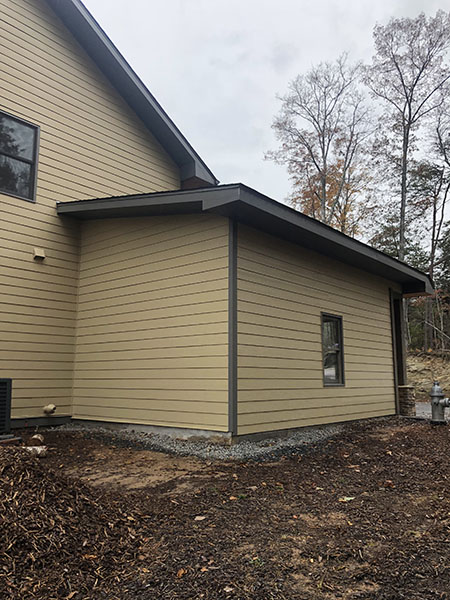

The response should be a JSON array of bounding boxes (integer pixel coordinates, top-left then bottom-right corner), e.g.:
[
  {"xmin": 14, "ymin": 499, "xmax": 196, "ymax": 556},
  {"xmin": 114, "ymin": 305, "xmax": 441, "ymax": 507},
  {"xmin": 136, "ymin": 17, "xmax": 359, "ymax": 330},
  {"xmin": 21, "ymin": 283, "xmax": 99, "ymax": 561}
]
[{"xmin": 228, "ymin": 219, "xmax": 238, "ymax": 437}]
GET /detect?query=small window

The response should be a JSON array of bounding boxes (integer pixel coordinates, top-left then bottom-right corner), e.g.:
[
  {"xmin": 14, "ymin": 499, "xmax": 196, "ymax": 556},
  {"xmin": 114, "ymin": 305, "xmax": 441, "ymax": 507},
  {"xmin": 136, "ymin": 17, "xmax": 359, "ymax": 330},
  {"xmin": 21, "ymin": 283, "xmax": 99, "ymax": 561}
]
[
  {"xmin": 321, "ymin": 313, "xmax": 344, "ymax": 385},
  {"xmin": 0, "ymin": 111, "xmax": 39, "ymax": 202}
]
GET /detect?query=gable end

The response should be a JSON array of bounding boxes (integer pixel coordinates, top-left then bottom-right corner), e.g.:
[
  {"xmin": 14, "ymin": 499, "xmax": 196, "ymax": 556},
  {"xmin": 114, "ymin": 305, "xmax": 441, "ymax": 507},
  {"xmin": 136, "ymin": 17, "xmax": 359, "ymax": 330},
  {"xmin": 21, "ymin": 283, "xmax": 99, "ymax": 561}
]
[{"xmin": 45, "ymin": 0, "xmax": 218, "ymax": 188}]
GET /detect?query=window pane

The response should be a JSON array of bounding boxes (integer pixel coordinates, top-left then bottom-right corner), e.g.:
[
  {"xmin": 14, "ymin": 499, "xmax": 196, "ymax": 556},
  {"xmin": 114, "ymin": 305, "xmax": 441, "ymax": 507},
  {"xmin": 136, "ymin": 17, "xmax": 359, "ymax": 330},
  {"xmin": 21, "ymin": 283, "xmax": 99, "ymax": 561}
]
[
  {"xmin": 0, "ymin": 155, "xmax": 32, "ymax": 198},
  {"xmin": 324, "ymin": 352, "xmax": 338, "ymax": 382},
  {"xmin": 0, "ymin": 115, "xmax": 35, "ymax": 160},
  {"xmin": 322, "ymin": 315, "xmax": 343, "ymax": 384},
  {"xmin": 323, "ymin": 319, "xmax": 338, "ymax": 349}
]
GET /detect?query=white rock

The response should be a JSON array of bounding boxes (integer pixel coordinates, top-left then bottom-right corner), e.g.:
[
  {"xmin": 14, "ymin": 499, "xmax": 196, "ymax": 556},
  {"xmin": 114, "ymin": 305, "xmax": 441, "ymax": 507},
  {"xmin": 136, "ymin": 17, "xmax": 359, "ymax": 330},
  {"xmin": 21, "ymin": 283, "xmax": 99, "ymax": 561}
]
[
  {"xmin": 30, "ymin": 433, "xmax": 45, "ymax": 445},
  {"xmin": 25, "ymin": 446, "xmax": 48, "ymax": 457}
]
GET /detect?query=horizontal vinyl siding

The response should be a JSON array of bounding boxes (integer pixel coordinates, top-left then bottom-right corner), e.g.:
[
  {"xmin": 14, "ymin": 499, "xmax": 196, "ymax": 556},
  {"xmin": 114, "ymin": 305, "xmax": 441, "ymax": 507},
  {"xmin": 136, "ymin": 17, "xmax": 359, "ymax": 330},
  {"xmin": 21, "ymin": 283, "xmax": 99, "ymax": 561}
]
[
  {"xmin": 0, "ymin": 0, "xmax": 180, "ymax": 195},
  {"xmin": 72, "ymin": 215, "xmax": 229, "ymax": 431},
  {"xmin": 237, "ymin": 225, "xmax": 397, "ymax": 435},
  {"xmin": 0, "ymin": 0, "xmax": 180, "ymax": 420},
  {"xmin": 0, "ymin": 193, "xmax": 78, "ymax": 419}
]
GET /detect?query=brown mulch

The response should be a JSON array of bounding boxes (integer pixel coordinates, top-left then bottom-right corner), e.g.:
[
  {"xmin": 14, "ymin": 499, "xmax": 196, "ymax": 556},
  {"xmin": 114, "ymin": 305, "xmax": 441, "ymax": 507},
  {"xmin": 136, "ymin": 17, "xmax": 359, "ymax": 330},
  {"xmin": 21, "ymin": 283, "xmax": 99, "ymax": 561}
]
[{"xmin": 1, "ymin": 418, "xmax": 450, "ymax": 599}]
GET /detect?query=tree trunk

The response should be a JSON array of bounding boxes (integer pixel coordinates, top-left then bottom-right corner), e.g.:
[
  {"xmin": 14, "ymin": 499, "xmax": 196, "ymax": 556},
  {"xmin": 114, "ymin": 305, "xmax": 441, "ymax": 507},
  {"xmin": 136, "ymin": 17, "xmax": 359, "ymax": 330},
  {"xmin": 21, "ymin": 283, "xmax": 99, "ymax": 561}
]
[
  {"xmin": 320, "ymin": 159, "xmax": 327, "ymax": 223},
  {"xmin": 424, "ymin": 297, "xmax": 434, "ymax": 350},
  {"xmin": 399, "ymin": 125, "xmax": 410, "ymax": 262},
  {"xmin": 399, "ymin": 125, "xmax": 410, "ymax": 354}
]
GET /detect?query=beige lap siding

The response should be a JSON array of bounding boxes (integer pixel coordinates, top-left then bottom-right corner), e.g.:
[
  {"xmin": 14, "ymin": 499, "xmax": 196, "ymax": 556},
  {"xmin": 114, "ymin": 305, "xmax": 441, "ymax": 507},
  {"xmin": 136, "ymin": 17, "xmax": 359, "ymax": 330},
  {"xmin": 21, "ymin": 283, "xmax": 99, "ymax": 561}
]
[
  {"xmin": 0, "ymin": 0, "xmax": 180, "ymax": 419},
  {"xmin": 237, "ymin": 225, "xmax": 396, "ymax": 435},
  {"xmin": 72, "ymin": 215, "xmax": 229, "ymax": 431}
]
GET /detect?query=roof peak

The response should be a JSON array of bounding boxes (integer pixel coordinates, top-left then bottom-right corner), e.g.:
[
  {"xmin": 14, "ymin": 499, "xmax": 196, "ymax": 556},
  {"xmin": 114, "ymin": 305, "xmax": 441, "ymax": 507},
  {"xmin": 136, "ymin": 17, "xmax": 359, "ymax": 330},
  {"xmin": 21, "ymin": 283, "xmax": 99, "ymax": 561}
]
[{"xmin": 45, "ymin": 0, "xmax": 218, "ymax": 187}]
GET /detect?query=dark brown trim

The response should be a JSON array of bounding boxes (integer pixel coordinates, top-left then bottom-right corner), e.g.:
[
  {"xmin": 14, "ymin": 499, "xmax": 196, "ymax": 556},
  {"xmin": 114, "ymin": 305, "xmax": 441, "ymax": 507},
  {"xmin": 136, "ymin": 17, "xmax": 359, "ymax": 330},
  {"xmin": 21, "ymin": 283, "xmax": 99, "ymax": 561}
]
[
  {"xmin": 0, "ymin": 109, "xmax": 40, "ymax": 203},
  {"xmin": 321, "ymin": 312, "xmax": 345, "ymax": 387},
  {"xmin": 389, "ymin": 289, "xmax": 400, "ymax": 414},
  {"xmin": 228, "ymin": 219, "xmax": 238, "ymax": 435},
  {"xmin": 390, "ymin": 291, "xmax": 407, "ymax": 388},
  {"xmin": 56, "ymin": 183, "xmax": 433, "ymax": 296},
  {"xmin": 11, "ymin": 415, "xmax": 71, "ymax": 429},
  {"xmin": 0, "ymin": 378, "xmax": 12, "ymax": 434},
  {"xmin": 56, "ymin": 185, "xmax": 239, "ymax": 219},
  {"xmin": 31, "ymin": 125, "xmax": 40, "ymax": 203},
  {"xmin": 45, "ymin": 0, "xmax": 217, "ymax": 187},
  {"xmin": 232, "ymin": 415, "xmax": 389, "ymax": 444}
]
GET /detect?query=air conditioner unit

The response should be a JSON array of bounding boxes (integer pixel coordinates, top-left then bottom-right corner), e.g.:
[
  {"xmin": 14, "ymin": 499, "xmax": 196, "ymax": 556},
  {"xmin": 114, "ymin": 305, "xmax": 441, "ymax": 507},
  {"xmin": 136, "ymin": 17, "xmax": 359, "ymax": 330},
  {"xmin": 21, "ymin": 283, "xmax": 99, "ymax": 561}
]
[{"xmin": 0, "ymin": 379, "xmax": 12, "ymax": 437}]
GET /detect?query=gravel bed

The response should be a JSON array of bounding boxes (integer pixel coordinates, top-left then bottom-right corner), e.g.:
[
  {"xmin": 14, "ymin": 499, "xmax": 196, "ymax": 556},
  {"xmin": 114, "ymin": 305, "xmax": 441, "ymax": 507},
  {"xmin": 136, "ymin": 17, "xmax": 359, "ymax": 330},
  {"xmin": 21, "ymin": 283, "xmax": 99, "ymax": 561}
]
[
  {"xmin": 57, "ymin": 421, "xmax": 347, "ymax": 461},
  {"xmin": 415, "ymin": 400, "xmax": 450, "ymax": 421},
  {"xmin": 415, "ymin": 401, "xmax": 432, "ymax": 419}
]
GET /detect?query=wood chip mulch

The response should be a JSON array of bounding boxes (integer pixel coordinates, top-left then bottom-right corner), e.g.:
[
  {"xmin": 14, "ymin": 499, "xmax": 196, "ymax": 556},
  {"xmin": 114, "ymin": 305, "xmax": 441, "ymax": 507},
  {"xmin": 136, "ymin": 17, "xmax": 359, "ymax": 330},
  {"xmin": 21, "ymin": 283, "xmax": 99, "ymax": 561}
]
[{"xmin": 1, "ymin": 418, "xmax": 450, "ymax": 599}]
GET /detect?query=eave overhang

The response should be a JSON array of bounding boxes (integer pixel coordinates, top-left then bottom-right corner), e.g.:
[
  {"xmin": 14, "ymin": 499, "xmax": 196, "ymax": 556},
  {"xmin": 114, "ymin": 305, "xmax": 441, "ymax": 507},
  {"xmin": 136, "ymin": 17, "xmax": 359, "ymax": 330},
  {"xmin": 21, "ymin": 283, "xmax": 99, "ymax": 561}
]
[
  {"xmin": 45, "ymin": 0, "xmax": 218, "ymax": 188},
  {"xmin": 56, "ymin": 183, "xmax": 434, "ymax": 297}
]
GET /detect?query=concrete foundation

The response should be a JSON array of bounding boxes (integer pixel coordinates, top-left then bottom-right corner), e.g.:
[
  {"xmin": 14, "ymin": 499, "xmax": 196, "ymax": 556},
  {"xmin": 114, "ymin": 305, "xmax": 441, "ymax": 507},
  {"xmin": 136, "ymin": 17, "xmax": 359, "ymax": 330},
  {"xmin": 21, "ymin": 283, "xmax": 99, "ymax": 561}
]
[
  {"xmin": 70, "ymin": 419, "xmax": 233, "ymax": 445},
  {"xmin": 11, "ymin": 414, "xmax": 398, "ymax": 446},
  {"xmin": 11, "ymin": 416, "xmax": 71, "ymax": 428}
]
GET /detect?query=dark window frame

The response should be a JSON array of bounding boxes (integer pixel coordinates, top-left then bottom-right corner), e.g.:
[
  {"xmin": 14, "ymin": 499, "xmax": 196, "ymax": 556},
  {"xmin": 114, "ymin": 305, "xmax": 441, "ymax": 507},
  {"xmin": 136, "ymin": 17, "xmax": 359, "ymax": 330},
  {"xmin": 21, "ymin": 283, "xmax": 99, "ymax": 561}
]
[
  {"xmin": 0, "ymin": 109, "xmax": 40, "ymax": 203},
  {"xmin": 321, "ymin": 312, "xmax": 345, "ymax": 387}
]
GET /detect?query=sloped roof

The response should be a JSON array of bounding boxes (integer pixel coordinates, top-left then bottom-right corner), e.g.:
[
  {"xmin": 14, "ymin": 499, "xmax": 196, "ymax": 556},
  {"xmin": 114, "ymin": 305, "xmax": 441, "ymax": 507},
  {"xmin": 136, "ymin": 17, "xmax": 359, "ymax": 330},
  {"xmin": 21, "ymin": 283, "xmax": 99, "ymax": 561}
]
[
  {"xmin": 46, "ymin": 0, "xmax": 218, "ymax": 187},
  {"xmin": 57, "ymin": 183, "xmax": 434, "ymax": 296}
]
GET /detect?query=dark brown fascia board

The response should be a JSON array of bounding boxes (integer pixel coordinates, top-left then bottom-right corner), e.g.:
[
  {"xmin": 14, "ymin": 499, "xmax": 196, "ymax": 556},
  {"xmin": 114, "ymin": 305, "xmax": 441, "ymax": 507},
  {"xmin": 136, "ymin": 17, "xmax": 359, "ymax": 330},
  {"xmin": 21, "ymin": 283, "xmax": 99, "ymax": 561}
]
[
  {"xmin": 56, "ymin": 185, "xmax": 240, "ymax": 219},
  {"xmin": 45, "ymin": 0, "xmax": 218, "ymax": 187},
  {"xmin": 56, "ymin": 183, "xmax": 433, "ymax": 295},
  {"xmin": 204, "ymin": 185, "xmax": 433, "ymax": 295}
]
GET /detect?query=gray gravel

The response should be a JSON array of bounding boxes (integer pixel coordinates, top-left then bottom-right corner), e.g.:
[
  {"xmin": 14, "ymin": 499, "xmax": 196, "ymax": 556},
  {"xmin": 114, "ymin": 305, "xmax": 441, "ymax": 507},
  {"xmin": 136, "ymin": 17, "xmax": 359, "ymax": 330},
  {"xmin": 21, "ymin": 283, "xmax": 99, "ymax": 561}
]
[
  {"xmin": 56, "ymin": 407, "xmax": 444, "ymax": 461},
  {"xmin": 58, "ymin": 421, "xmax": 346, "ymax": 462},
  {"xmin": 415, "ymin": 402, "xmax": 431, "ymax": 420},
  {"xmin": 415, "ymin": 401, "xmax": 450, "ymax": 421}
]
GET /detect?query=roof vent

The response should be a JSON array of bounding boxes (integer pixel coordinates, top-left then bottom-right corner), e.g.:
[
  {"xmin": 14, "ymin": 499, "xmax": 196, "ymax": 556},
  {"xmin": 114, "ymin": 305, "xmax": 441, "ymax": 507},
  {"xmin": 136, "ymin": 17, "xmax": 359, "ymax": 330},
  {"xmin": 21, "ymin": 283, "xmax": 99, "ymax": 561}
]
[{"xmin": 0, "ymin": 379, "xmax": 12, "ymax": 436}]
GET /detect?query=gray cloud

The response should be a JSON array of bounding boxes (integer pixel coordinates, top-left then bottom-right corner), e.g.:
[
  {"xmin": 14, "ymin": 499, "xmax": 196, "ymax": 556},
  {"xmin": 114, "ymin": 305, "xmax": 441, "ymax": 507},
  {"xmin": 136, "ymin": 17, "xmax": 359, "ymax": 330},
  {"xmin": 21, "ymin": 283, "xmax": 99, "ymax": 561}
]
[{"xmin": 84, "ymin": 0, "xmax": 447, "ymax": 200}]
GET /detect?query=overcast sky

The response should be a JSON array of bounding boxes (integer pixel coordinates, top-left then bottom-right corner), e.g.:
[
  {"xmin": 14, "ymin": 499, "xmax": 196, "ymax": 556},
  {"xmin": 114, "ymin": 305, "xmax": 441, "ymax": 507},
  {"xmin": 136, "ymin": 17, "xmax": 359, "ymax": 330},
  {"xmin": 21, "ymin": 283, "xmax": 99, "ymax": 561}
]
[{"xmin": 84, "ymin": 0, "xmax": 444, "ymax": 200}]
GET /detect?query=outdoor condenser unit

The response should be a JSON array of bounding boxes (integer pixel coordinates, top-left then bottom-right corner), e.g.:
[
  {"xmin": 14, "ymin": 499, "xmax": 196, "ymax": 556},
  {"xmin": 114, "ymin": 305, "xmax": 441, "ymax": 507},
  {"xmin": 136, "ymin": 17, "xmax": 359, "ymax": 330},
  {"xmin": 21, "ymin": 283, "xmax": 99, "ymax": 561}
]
[{"xmin": 0, "ymin": 378, "xmax": 12, "ymax": 437}]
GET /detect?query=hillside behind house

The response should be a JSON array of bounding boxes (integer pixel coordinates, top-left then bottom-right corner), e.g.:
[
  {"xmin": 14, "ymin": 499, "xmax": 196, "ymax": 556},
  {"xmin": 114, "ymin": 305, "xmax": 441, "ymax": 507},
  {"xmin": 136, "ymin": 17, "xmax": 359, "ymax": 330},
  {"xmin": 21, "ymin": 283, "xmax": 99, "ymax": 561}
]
[{"xmin": 407, "ymin": 353, "xmax": 450, "ymax": 402}]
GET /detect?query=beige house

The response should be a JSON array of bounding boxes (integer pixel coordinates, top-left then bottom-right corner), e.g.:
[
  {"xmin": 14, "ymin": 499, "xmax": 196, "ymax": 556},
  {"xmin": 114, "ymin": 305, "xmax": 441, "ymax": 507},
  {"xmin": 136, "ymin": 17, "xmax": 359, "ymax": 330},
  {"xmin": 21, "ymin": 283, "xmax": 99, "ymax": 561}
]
[{"xmin": 0, "ymin": 0, "xmax": 432, "ymax": 440}]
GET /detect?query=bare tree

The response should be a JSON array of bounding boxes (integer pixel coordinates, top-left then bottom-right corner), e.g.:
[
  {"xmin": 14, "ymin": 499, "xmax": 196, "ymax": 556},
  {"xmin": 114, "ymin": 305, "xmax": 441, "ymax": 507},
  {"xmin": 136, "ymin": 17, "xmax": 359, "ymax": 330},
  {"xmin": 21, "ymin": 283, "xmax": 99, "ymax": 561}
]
[
  {"xmin": 397, "ymin": 100, "xmax": 450, "ymax": 350},
  {"xmin": 363, "ymin": 11, "xmax": 450, "ymax": 260},
  {"xmin": 266, "ymin": 55, "xmax": 371, "ymax": 235},
  {"xmin": 409, "ymin": 159, "xmax": 449, "ymax": 347},
  {"xmin": 426, "ymin": 109, "xmax": 450, "ymax": 348}
]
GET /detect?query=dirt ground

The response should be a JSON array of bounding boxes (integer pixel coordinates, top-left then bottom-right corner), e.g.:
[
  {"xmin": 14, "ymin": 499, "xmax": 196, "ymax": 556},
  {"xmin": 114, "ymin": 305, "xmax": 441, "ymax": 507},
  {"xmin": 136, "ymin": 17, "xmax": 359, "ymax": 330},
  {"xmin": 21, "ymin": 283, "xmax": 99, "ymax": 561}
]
[
  {"xmin": 407, "ymin": 352, "xmax": 450, "ymax": 401},
  {"xmin": 3, "ymin": 418, "xmax": 450, "ymax": 599}
]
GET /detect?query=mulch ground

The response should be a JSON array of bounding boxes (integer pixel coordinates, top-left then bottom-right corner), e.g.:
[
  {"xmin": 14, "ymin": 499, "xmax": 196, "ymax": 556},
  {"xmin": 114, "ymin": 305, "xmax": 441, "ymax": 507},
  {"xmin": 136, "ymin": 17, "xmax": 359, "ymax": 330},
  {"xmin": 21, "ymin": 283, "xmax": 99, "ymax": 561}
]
[{"xmin": 1, "ymin": 418, "xmax": 449, "ymax": 599}]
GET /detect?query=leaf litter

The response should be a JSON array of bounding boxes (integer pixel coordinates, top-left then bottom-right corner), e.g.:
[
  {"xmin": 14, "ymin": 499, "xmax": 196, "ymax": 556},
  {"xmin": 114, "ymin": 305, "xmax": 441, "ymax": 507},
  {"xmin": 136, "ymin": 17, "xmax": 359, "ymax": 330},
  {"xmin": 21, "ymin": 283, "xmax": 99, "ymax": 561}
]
[{"xmin": 1, "ymin": 418, "xmax": 450, "ymax": 599}]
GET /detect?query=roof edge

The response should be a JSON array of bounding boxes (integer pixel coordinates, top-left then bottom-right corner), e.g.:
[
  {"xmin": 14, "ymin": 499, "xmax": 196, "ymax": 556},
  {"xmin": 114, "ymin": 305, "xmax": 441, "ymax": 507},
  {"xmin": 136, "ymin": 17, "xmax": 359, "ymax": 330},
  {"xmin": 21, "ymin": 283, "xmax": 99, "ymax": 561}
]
[
  {"xmin": 237, "ymin": 185, "xmax": 434, "ymax": 295},
  {"xmin": 45, "ymin": 0, "xmax": 218, "ymax": 187},
  {"xmin": 56, "ymin": 183, "xmax": 434, "ymax": 296}
]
